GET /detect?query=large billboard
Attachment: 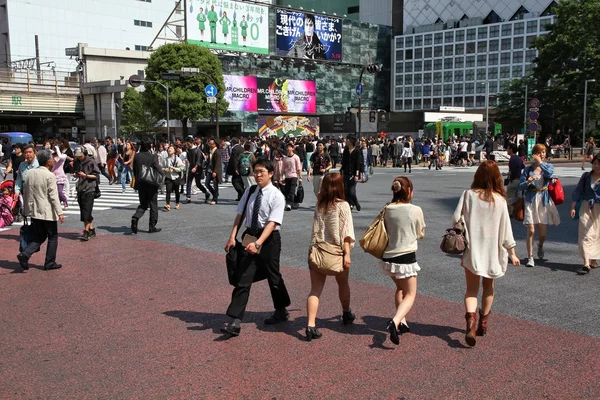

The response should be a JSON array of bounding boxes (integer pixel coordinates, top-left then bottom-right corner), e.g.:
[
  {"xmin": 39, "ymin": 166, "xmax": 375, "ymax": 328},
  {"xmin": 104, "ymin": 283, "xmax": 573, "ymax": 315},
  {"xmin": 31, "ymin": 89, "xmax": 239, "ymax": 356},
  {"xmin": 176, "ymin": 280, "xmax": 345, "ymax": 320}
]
[
  {"xmin": 187, "ymin": 0, "xmax": 269, "ymax": 54},
  {"xmin": 257, "ymin": 78, "xmax": 317, "ymax": 113},
  {"xmin": 258, "ymin": 115, "xmax": 320, "ymax": 138},
  {"xmin": 275, "ymin": 9, "xmax": 343, "ymax": 62},
  {"xmin": 223, "ymin": 75, "xmax": 258, "ymax": 112}
]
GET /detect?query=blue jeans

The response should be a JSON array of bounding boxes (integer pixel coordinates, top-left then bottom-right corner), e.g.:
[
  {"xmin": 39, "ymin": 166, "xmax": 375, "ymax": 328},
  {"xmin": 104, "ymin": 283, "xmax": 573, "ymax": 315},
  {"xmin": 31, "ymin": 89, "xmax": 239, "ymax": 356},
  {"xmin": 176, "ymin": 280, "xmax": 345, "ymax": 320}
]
[
  {"xmin": 121, "ymin": 165, "xmax": 132, "ymax": 190},
  {"xmin": 363, "ymin": 163, "xmax": 369, "ymax": 180}
]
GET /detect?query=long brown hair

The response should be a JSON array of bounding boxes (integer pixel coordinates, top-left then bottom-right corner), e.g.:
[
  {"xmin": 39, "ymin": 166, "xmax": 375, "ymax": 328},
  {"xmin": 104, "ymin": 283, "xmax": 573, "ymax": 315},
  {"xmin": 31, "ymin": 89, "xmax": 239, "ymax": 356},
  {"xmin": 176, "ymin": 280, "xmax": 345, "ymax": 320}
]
[
  {"xmin": 316, "ymin": 173, "xmax": 345, "ymax": 212},
  {"xmin": 391, "ymin": 176, "xmax": 413, "ymax": 203},
  {"xmin": 471, "ymin": 161, "xmax": 505, "ymax": 203}
]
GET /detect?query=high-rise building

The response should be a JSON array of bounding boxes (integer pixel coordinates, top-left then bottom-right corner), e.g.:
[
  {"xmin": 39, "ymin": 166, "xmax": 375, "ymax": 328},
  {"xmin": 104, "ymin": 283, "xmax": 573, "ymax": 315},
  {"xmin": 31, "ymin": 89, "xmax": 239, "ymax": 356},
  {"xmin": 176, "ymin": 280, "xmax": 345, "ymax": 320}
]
[{"xmin": 391, "ymin": 0, "xmax": 558, "ymax": 131}]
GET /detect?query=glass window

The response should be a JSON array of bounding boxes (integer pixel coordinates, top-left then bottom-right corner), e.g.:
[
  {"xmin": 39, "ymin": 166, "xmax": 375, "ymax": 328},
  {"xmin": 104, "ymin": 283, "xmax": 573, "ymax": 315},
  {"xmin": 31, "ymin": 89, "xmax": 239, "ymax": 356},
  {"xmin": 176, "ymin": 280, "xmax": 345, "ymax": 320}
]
[
  {"xmin": 465, "ymin": 69, "xmax": 475, "ymax": 81},
  {"xmin": 432, "ymin": 98, "xmax": 442, "ymax": 108},
  {"xmin": 414, "ymin": 99, "xmax": 422, "ymax": 110},
  {"xmin": 454, "ymin": 84, "xmax": 464, "ymax": 95},
  {"xmin": 476, "ymin": 82, "xmax": 487, "ymax": 94},
  {"xmin": 433, "ymin": 72, "xmax": 443, "ymax": 83},
  {"xmin": 445, "ymin": 45, "xmax": 453, "ymax": 56},
  {"xmin": 396, "ymin": 37, "xmax": 403, "ymax": 48},
  {"xmin": 455, "ymin": 30, "xmax": 465, "ymax": 42},
  {"xmin": 455, "ymin": 43, "xmax": 465, "ymax": 55},
  {"xmin": 454, "ymin": 70, "xmax": 464, "ymax": 82},
  {"xmin": 465, "ymin": 83, "xmax": 474, "ymax": 94},
  {"xmin": 396, "ymin": 63, "xmax": 403, "ymax": 74},
  {"xmin": 465, "ymin": 96, "xmax": 474, "ymax": 108},
  {"xmin": 467, "ymin": 42, "xmax": 475, "ymax": 54},
  {"xmin": 414, "ymin": 74, "xmax": 422, "ymax": 84},
  {"xmin": 404, "ymin": 99, "xmax": 412, "ymax": 109},
  {"xmin": 477, "ymin": 41, "xmax": 487, "ymax": 53},
  {"xmin": 434, "ymin": 59, "xmax": 443, "ymax": 70},
  {"xmin": 525, "ymin": 64, "xmax": 534, "ymax": 76},
  {"xmin": 395, "ymin": 100, "xmax": 403, "ymax": 110},
  {"xmin": 477, "ymin": 68, "xmax": 487, "ymax": 80},
  {"xmin": 477, "ymin": 55, "xmax": 487, "ymax": 67},
  {"xmin": 467, "ymin": 29, "xmax": 476, "ymax": 40},
  {"xmin": 414, "ymin": 60, "xmax": 423, "ymax": 72},
  {"xmin": 434, "ymin": 33, "xmax": 443, "ymax": 44},
  {"xmin": 512, "ymin": 51, "xmax": 523, "ymax": 63},
  {"xmin": 488, "ymin": 81, "xmax": 498, "ymax": 93},
  {"xmin": 488, "ymin": 68, "xmax": 498, "ymax": 80},
  {"xmin": 405, "ymin": 49, "xmax": 413, "ymax": 60},
  {"xmin": 443, "ymin": 97, "xmax": 453, "ymax": 106},
  {"xmin": 476, "ymin": 96, "xmax": 486, "ymax": 108},
  {"xmin": 405, "ymin": 74, "xmax": 413, "ymax": 85},
  {"xmin": 526, "ymin": 35, "xmax": 537, "ymax": 48},
  {"xmin": 502, "ymin": 24, "xmax": 512, "ymax": 37},
  {"xmin": 422, "ymin": 99, "xmax": 431, "ymax": 109},
  {"xmin": 444, "ymin": 71, "xmax": 453, "ymax": 82},
  {"xmin": 525, "ymin": 50, "xmax": 537, "ymax": 62},
  {"xmin": 414, "ymin": 86, "xmax": 422, "ymax": 97},
  {"xmin": 512, "ymin": 65, "xmax": 523, "ymax": 78},
  {"xmin": 478, "ymin": 27, "xmax": 488, "ymax": 39},
  {"xmin": 424, "ymin": 60, "xmax": 432, "ymax": 71},
  {"xmin": 424, "ymin": 34, "xmax": 433, "ymax": 45},
  {"xmin": 395, "ymin": 75, "xmax": 403, "ymax": 85},
  {"xmin": 488, "ymin": 53, "xmax": 498, "ymax": 65},
  {"xmin": 423, "ymin": 73, "xmax": 432, "ymax": 84},
  {"xmin": 490, "ymin": 26, "xmax": 499, "ymax": 38},
  {"xmin": 423, "ymin": 85, "xmax": 432, "ymax": 96},
  {"xmin": 455, "ymin": 57, "xmax": 465, "ymax": 69},
  {"xmin": 405, "ymin": 87, "xmax": 412, "ymax": 97},
  {"xmin": 395, "ymin": 87, "xmax": 403, "ymax": 97},
  {"xmin": 527, "ymin": 21, "xmax": 538, "ymax": 33},
  {"xmin": 501, "ymin": 38, "xmax": 511, "ymax": 51},
  {"xmin": 405, "ymin": 37, "xmax": 413, "ymax": 47},
  {"xmin": 454, "ymin": 96, "xmax": 463, "ymax": 106},
  {"xmin": 433, "ymin": 85, "xmax": 442, "ymax": 96},
  {"xmin": 445, "ymin": 32, "xmax": 454, "ymax": 43},
  {"xmin": 396, "ymin": 50, "xmax": 404, "ymax": 61},
  {"xmin": 405, "ymin": 62, "xmax": 413, "ymax": 73},
  {"xmin": 444, "ymin": 84, "xmax": 453, "ymax": 96},
  {"xmin": 500, "ymin": 52, "xmax": 511, "ymax": 65},
  {"xmin": 415, "ymin": 35, "xmax": 423, "ymax": 46},
  {"xmin": 489, "ymin": 39, "xmax": 499, "ymax": 52},
  {"xmin": 500, "ymin": 66, "xmax": 511, "ymax": 79},
  {"xmin": 434, "ymin": 46, "xmax": 443, "ymax": 57},
  {"xmin": 424, "ymin": 47, "xmax": 432, "ymax": 58},
  {"xmin": 466, "ymin": 56, "xmax": 475, "ymax": 68},
  {"xmin": 540, "ymin": 18, "xmax": 552, "ymax": 31},
  {"xmin": 514, "ymin": 22, "xmax": 524, "ymax": 35},
  {"xmin": 513, "ymin": 37, "xmax": 524, "ymax": 49},
  {"xmin": 444, "ymin": 58, "xmax": 453, "ymax": 70},
  {"xmin": 415, "ymin": 48, "xmax": 423, "ymax": 59}
]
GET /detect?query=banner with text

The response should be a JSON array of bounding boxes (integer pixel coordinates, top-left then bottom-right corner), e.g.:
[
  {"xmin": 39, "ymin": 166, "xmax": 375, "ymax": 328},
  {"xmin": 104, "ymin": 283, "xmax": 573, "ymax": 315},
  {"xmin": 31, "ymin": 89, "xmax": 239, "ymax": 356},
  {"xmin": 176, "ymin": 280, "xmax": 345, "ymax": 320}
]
[
  {"xmin": 258, "ymin": 115, "xmax": 320, "ymax": 138},
  {"xmin": 187, "ymin": 0, "xmax": 269, "ymax": 54},
  {"xmin": 275, "ymin": 9, "xmax": 342, "ymax": 62},
  {"xmin": 257, "ymin": 78, "xmax": 317, "ymax": 113},
  {"xmin": 223, "ymin": 75, "xmax": 258, "ymax": 111}
]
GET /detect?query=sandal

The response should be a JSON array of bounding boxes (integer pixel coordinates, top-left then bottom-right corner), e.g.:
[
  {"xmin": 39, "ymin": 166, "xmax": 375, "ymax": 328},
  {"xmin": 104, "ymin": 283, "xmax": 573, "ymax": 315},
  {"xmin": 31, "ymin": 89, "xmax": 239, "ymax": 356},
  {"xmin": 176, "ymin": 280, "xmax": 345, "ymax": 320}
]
[
  {"xmin": 175, "ymin": 204, "xmax": 180, "ymax": 210},
  {"xmin": 590, "ymin": 262, "xmax": 598, "ymax": 269},
  {"xmin": 577, "ymin": 265, "xmax": 591, "ymax": 275},
  {"xmin": 164, "ymin": 204, "xmax": 170, "ymax": 211}
]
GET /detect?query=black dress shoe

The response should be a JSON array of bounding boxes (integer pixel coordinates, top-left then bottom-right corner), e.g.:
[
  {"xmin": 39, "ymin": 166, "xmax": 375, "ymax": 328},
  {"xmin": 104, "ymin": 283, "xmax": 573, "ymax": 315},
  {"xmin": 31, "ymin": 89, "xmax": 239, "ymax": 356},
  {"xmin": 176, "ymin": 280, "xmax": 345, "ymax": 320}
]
[
  {"xmin": 342, "ymin": 310, "xmax": 356, "ymax": 325},
  {"xmin": 399, "ymin": 322, "xmax": 410, "ymax": 334},
  {"xmin": 131, "ymin": 218, "xmax": 138, "ymax": 234},
  {"xmin": 305, "ymin": 326, "xmax": 322, "ymax": 342},
  {"xmin": 355, "ymin": 203, "xmax": 361, "ymax": 212},
  {"xmin": 17, "ymin": 253, "xmax": 29, "ymax": 271},
  {"xmin": 220, "ymin": 320, "xmax": 241, "ymax": 336},
  {"xmin": 184, "ymin": 198, "xmax": 192, "ymax": 204},
  {"xmin": 264, "ymin": 309, "xmax": 289, "ymax": 325},
  {"xmin": 387, "ymin": 319, "xmax": 400, "ymax": 345},
  {"xmin": 148, "ymin": 227, "xmax": 162, "ymax": 233},
  {"xmin": 44, "ymin": 263, "xmax": 62, "ymax": 271}
]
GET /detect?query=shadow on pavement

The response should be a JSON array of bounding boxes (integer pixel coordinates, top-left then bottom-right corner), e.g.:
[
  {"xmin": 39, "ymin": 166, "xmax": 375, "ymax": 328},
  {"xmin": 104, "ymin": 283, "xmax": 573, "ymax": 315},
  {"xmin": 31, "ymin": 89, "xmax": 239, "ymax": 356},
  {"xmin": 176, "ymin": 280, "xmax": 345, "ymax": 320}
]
[
  {"xmin": 96, "ymin": 225, "xmax": 132, "ymax": 234},
  {"xmin": 0, "ymin": 260, "xmax": 38, "ymax": 273},
  {"xmin": 537, "ymin": 260, "xmax": 580, "ymax": 273}
]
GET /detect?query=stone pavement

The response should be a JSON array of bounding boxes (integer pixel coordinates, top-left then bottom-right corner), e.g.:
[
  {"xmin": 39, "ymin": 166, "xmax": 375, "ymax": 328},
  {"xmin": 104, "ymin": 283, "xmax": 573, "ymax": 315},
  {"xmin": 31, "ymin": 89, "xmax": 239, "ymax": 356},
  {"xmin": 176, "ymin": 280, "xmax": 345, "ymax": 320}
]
[{"xmin": 1, "ymin": 231, "xmax": 599, "ymax": 399}]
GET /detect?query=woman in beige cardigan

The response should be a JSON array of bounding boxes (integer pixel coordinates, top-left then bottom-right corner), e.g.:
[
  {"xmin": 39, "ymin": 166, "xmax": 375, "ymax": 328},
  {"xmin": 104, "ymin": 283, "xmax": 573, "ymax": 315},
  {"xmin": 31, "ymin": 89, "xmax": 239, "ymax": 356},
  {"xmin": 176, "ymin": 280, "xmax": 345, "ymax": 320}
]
[{"xmin": 452, "ymin": 161, "xmax": 520, "ymax": 347}]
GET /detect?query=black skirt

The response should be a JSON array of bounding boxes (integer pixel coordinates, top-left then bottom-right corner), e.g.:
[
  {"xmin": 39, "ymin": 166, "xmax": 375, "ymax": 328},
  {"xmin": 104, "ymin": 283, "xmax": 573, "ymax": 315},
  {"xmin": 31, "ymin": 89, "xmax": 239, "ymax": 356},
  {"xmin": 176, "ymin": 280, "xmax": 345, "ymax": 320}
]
[{"xmin": 78, "ymin": 191, "xmax": 95, "ymax": 222}]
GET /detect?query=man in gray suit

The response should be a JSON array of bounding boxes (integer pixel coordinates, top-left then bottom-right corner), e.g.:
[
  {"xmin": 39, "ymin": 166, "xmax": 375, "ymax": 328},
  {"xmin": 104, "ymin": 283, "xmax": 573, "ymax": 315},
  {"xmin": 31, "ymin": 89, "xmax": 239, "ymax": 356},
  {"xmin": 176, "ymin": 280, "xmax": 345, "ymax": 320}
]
[{"xmin": 17, "ymin": 150, "xmax": 65, "ymax": 271}]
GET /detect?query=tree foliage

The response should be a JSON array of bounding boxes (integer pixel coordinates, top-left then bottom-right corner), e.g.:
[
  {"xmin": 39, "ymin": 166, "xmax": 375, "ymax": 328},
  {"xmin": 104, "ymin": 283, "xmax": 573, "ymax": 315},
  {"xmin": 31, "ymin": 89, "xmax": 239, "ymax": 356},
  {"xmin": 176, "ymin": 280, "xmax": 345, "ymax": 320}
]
[
  {"xmin": 120, "ymin": 87, "xmax": 160, "ymax": 137},
  {"xmin": 144, "ymin": 43, "xmax": 228, "ymax": 137}
]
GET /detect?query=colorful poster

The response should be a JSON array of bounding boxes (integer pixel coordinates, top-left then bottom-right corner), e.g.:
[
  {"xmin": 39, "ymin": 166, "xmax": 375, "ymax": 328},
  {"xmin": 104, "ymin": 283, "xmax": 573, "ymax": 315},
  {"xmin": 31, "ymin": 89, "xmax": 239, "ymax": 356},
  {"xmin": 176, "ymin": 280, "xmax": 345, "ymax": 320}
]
[
  {"xmin": 258, "ymin": 115, "xmax": 320, "ymax": 139},
  {"xmin": 223, "ymin": 75, "xmax": 258, "ymax": 111},
  {"xmin": 187, "ymin": 0, "xmax": 269, "ymax": 54},
  {"xmin": 275, "ymin": 9, "xmax": 343, "ymax": 62},
  {"xmin": 257, "ymin": 78, "xmax": 317, "ymax": 113}
]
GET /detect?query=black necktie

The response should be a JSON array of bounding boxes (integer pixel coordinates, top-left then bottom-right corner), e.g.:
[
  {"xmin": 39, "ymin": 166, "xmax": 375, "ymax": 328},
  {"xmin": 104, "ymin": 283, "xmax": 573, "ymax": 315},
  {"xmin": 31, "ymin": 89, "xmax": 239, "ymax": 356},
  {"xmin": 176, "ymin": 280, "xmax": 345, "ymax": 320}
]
[{"xmin": 250, "ymin": 188, "xmax": 262, "ymax": 235}]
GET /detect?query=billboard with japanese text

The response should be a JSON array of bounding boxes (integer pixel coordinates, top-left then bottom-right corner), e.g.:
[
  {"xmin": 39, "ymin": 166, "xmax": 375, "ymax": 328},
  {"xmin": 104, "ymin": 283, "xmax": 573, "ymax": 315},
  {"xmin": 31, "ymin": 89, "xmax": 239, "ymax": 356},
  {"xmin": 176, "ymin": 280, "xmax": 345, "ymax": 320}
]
[
  {"xmin": 275, "ymin": 9, "xmax": 343, "ymax": 62},
  {"xmin": 223, "ymin": 75, "xmax": 258, "ymax": 112},
  {"xmin": 257, "ymin": 78, "xmax": 317, "ymax": 113},
  {"xmin": 187, "ymin": 0, "xmax": 269, "ymax": 54}
]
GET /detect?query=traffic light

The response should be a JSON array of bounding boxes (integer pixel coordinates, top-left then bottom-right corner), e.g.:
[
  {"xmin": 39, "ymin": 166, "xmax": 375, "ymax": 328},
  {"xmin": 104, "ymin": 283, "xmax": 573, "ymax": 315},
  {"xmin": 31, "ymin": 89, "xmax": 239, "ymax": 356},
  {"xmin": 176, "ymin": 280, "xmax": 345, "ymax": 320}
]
[
  {"xmin": 366, "ymin": 64, "xmax": 381, "ymax": 73},
  {"xmin": 345, "ymin": 112, "xmax": 351, "ymax": 123},
  {"xmin": 369, "ymin": 111, "xmax": 376, "ymax": 123}
]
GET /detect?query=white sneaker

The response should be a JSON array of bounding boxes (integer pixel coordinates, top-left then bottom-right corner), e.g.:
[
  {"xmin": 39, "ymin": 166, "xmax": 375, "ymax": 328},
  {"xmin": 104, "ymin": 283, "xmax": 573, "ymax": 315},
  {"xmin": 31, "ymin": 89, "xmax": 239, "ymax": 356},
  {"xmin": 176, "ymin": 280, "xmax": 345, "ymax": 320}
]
[
  {"xmin": 526, "ymin": 257, "xmax": 535, "ymax": 268},
  {"xmin": 192, "ymin": 189, "xmax": 200, "ymax": 195},
  {"xmin": 537, "ymin": 245, "xmax": 544, "ymax": 260},
  {"xmin": 285, "ymin": 204, "xmax": 292, "ymax": 211}
]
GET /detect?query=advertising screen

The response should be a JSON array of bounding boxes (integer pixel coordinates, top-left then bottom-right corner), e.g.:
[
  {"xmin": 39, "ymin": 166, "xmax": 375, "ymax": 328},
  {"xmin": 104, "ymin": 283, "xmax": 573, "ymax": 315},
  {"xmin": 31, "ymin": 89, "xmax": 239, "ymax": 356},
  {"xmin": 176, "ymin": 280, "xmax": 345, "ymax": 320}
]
[
  {"xmin": 187, "ymin": 0, "xmax": 269, "ymax": 54},
  {"xmin": 223, "ymin": 75, "xmax": 258, "ymax": 112},
  {"xmin": 258, "ymin": 115, "xmax": 320, "ymax": 139},
  {"xmin": 257, "ymin": 78, "xmax": 317, "ymax": 113},
  {"xmin": 275, "ymin": 9, "xmax": 342, "ymax": 62}
]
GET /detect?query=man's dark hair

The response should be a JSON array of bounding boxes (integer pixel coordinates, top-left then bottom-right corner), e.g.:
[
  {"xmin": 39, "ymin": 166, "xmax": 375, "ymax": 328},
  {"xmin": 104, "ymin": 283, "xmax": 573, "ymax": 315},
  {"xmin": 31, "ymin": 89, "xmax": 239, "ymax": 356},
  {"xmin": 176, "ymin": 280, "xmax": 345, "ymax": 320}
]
[
  {"xmin": 231, "ymin": 137, "xmax": 239, "ymax": 145},
  {"xmin": 304, "ymin": 13, "xmax": 316, "ymax": 26},
  {"xmin": 140, "ymin": 140, "xmax": 151, "ymax": 152},
  {"xmin": 508, "ymin": 143, "xmax": 518, "ymax": 154},
  {"xmin": 346, "ymin": 134, "xmax": 357, "ymax": 147},
  {"xmin": 254, "ymin": 157, "xmax": 274, "ymax": 173},
  {"xmin": 23, "ymin": 144, "xmax": 34, "ymax": 152}
]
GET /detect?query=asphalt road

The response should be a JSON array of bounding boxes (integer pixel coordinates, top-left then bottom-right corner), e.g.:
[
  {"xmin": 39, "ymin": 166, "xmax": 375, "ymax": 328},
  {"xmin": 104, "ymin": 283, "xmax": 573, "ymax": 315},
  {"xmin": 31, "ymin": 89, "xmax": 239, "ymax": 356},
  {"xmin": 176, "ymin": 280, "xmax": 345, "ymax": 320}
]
[{"xmin": 55, "ymin": 163, "xmax": 599, "ymax": 339}]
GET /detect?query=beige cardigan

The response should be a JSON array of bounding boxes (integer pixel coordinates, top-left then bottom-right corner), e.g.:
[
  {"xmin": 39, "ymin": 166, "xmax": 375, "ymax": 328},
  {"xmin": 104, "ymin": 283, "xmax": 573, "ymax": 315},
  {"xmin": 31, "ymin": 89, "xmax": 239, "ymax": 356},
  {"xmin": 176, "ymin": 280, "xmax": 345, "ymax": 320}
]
[
  {"xmin": 23, "ymin": 167, "xmax": 63, "ymax": 221},
  {"xmin": 311, "ymin": 201, "xmax": 355, "ymax": 248}
]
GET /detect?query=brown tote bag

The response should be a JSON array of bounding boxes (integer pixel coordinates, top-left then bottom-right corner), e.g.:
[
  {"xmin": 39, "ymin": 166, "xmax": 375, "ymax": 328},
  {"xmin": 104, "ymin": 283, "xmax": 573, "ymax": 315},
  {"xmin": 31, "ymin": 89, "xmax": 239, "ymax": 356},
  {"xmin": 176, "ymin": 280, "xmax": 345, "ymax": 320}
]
[
  {"xmin": 359, "ymin": 203, "xmax": 391, "ymax": 259},
  {"xmin": 440, "ymin": 191, "xmax": 468, "ymax": 255},
  {"xmin": 512, "ymin": 197, "xmax": 525, "ymax": 222}
]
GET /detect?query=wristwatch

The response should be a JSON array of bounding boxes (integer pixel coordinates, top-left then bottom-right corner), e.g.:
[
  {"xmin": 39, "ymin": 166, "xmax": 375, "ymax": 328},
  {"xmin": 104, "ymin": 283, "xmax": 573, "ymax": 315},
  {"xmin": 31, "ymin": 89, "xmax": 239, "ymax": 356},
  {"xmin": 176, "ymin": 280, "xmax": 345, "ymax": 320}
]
[{"xmin": 254, "ymin": 242, "xmax": 262, "ymax": 250}]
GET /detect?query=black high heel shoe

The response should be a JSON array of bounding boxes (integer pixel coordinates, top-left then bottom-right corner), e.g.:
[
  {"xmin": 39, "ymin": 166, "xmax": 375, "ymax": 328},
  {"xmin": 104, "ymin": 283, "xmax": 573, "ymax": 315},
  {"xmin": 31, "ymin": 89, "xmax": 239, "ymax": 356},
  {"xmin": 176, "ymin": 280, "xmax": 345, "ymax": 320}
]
[
  {"xmin": 399, "ymin": 322, "xmax": 410, "ymax": 334},
  {"xmin": 305, "ymin": 326, "xmax": 322, "ymax": 342},
  {"xmin": 342, "ymin": 310, "xmax": 356, "ymax": 325},
  {"xmin": 387, "ymin": 320, "xmax": 400, "ymax": 345}
]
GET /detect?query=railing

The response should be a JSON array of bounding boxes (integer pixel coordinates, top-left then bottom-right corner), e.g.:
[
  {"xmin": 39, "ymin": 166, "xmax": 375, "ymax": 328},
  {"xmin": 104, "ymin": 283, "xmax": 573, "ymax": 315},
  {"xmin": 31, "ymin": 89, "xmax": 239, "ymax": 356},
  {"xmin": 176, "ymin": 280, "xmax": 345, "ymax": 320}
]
[{"xmin": 0, "ymin": 68, "xmax": 80, "ymax": 95}]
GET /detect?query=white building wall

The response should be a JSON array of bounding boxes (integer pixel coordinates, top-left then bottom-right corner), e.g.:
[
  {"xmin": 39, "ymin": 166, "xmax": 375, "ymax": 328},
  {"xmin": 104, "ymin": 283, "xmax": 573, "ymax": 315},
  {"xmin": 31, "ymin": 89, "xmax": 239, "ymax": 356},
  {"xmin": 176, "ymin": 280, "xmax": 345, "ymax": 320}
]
[{"xmin": 4, "ymin": 0, "xmax": 176, "ymax": 70}]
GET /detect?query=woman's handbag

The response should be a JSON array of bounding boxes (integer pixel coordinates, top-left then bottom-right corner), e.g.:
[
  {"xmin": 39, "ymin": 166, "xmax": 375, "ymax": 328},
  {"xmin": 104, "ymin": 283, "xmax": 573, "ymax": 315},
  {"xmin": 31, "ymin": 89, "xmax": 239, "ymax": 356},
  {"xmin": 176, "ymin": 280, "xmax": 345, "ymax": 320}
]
[
  {"xmin": 308, "ymin": 241, "xmax": 344, "ymax": 275},
  {"xmin": 548, "ymin": 178, "xmax": 565, "ymax": 205},
  {"xmin": 130, "ymin": 176, "xmax": 136, "ymax": 189},
  {"xmin": 139, "ymin": 163, "xmax": 164, "ymax": 187},
  {"xmin": 512, "ymin": 197, "xmax": 525, "ymax": 222},
  {"xmin": 369, "ymin": 165, "xmax": 374, "ymax": 175},
  {"xmin": 359, "ymin": 203, "xmax": 390, "ymax": 259},
  {"xmin": 295, "ymin": 181, "xmax": 304, "ymax": 204},
  {"xmin": 440, "ymin": 191, "xmax": 468, "ymax": 255}
]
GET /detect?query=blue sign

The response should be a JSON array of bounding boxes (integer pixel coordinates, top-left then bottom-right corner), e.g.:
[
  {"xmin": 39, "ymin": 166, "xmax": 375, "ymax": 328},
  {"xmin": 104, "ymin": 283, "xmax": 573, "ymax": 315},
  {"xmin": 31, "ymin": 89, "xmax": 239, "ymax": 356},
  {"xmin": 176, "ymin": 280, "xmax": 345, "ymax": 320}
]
[
  {"xmin": 356, "ymin": 83, "xmax": 363, "ymax": 96},
  {"xmin": 205, "ymin": 84, "xmax": 217, "ymax": 97}
]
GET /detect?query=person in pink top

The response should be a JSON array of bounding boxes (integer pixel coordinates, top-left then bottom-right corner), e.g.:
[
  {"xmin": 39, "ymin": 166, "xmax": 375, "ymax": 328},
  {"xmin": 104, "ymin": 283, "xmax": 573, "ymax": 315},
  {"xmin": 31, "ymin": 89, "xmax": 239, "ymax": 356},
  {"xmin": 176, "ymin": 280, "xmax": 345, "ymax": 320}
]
[
  {"xmin": 52, "ymin": 145, "xmax": 69, "ymax": 209},
  {"xmin": 282, "ymin": 142, "xmax": 303, "ymax": 210}
]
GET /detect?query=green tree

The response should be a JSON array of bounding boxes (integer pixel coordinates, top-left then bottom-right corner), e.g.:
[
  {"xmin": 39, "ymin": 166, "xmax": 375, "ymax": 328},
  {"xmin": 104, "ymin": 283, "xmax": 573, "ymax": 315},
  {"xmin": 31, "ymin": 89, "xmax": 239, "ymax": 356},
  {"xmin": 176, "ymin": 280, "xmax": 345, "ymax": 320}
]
[
  {"xmin": 120, "ymin": 87, "xmax": 160, "ymax": 137},
  {"xmin": 144, "ymin": 43, "xmax": 228, "ymax": 138}
]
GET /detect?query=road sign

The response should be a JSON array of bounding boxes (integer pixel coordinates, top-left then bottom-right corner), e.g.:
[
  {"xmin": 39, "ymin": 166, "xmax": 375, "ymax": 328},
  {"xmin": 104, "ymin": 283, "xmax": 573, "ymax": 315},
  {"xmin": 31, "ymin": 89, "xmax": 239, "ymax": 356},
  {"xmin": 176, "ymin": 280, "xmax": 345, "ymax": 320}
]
[
  {"xmin": 355, "ymin": 83, "xmax": 363, "ymax": 96},
  {"xmin": 65, "ymin": 47, "xmax": 78, "ymax": 57},
  {"xmin": 205, "ymin": 84, "xmax": 217, "ymax": 97},
  {"xmin": 207, "ymin": 97, "xmax": 217, "ymax": 104},
  {"xmin": 529, "ymin": 111, "xmax": 539, "ymax": 120},
  {"xmin": 161, "ymin": 72, "xmax": 180, "ymax": 81},
  {"xmin": 529, "ymin": 107, "xmax": 539, "ymax": 112},
  {"xmin": 128, "ymin": 74, "xmax": 142, "ymax": 88},
  {"xmin": 529, "ymin": 122, "xmax": 539, "ymax": 132},
  {"xmin": 529, "ymin": 98, "xmax": 540, "ymax": 108}
]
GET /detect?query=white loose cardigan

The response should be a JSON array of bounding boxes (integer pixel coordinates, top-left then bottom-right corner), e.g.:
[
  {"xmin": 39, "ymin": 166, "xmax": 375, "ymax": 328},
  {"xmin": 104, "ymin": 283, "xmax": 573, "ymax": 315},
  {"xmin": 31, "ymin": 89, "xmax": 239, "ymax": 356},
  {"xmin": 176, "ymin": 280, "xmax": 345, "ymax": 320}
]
[{"xmin": 452, "ymin": 190, "xmax": 516, "ymax": 279}]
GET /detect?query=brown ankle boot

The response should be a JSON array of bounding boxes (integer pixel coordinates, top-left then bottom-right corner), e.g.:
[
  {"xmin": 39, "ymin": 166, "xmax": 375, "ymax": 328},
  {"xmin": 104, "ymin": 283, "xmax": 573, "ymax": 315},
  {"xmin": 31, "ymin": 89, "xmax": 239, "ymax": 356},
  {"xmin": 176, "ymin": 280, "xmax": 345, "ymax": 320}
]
[
  {"xmin": 477, "ymin": 309, "xmax": 489, "ymax": 336},
  {"xmin": 465, "ymin": 312, "xmax": 477, "ymax": 347}
]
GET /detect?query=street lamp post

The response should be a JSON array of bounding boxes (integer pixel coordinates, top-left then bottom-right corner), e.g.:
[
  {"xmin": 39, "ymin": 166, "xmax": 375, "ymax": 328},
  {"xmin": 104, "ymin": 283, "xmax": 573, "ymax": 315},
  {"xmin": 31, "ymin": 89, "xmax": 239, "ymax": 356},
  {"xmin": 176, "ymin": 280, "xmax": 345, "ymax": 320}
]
[
  {"xmin": 583, "ymin": 79, "xmax": 596, "ymax": 148},
  {"xmin": 128, "ymin": 75, "xmax": 171, "ymax": 142},
  {"xmin": 485, "ymin": 80, "xmax": 490, "ymax": 137},
  {"xmin": 523, "ymin": 84, "xmax": 528, "ymax": 137}
]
